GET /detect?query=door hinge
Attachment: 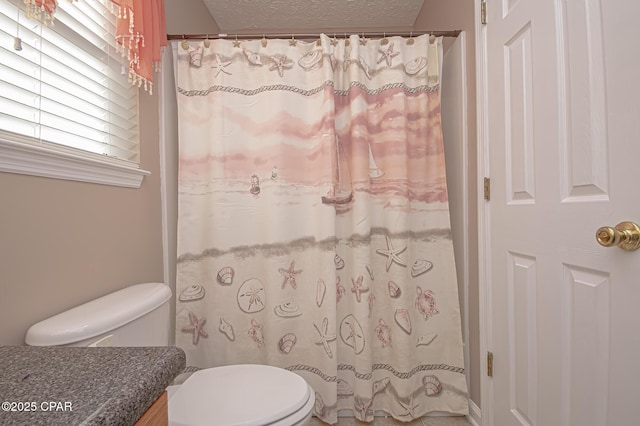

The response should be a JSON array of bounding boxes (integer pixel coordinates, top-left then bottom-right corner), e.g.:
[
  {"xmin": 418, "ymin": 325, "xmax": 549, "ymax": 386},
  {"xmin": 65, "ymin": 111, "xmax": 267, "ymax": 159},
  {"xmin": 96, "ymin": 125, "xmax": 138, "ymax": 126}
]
[
  {"xmin": 481, "ymin": 0, "xmax": 487, "ymax": 25},
  {"xmin": 483, "ymin": 177, "xmax": 490, "ymax": 201},
  {"xmin": 487, "ymin": 351, "xmax": 493, "ymax": 377}
]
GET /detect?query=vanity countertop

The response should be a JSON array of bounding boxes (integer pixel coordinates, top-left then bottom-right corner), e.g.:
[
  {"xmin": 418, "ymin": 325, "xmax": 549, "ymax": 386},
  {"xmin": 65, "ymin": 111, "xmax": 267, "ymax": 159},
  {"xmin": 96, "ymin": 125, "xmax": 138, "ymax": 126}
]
[{"xmin": 0, "ymin": 345, "xmax": 185, "ymax": 426}]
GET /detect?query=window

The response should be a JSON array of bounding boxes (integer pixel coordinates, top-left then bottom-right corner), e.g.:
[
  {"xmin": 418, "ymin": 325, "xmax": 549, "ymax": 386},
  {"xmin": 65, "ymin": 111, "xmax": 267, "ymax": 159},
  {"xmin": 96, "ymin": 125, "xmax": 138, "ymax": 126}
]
[{"xmin": 0, "ymin": 0, "xmax": 149, "ymax": 187}]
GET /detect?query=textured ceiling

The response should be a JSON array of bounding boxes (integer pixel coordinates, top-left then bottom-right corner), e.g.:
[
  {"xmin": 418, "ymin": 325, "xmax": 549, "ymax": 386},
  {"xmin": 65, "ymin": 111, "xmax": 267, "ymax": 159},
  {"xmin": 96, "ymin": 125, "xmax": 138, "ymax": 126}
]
[{"xmin": 202, "ymin": 0, "xmax": 425, "ymax": 33}]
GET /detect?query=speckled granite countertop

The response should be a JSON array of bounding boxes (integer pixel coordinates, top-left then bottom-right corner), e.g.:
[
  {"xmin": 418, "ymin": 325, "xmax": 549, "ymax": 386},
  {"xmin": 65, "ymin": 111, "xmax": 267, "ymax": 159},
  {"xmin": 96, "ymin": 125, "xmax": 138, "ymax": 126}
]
[{"xmin": 0, "ymin": 345, "xmax": 185, "ymax": 426}]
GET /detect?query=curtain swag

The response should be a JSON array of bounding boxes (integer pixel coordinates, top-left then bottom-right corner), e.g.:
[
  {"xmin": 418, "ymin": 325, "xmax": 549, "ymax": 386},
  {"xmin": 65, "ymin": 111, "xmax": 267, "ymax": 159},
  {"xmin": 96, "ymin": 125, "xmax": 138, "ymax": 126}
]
[{"xmin": 24, "ymin": 0, "xmax": 167, "ymax": 94}]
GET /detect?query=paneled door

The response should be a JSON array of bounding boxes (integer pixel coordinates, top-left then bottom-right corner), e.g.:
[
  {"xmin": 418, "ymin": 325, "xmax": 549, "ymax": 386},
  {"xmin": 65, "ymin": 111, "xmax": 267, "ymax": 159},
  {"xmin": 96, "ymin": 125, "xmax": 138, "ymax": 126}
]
[{"xmin": 482, "ymin": 0, "xmax": 640, "ymax": 424}]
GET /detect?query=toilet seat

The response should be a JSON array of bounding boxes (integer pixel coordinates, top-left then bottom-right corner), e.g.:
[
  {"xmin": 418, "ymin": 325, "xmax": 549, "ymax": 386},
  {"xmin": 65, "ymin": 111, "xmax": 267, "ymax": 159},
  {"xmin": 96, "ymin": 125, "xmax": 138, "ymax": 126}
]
[{"xmin": 168, "ymin": 364, "xmax": 314, "ymax": 426}]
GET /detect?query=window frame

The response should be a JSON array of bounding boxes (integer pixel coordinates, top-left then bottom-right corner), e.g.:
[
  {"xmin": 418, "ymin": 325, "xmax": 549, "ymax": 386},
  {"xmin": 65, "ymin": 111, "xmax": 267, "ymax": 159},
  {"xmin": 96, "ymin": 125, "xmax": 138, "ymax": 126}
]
[{"xmin": 0, "ymin": 130, "xmax": 149, "ymax": 187}]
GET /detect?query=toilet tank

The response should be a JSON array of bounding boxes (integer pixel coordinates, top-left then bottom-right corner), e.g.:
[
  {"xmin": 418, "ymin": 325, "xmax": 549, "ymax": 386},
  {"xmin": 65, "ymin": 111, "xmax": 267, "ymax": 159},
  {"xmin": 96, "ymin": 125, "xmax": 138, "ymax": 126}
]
[{"xmin": 25, "ymin": 283, "xmax": 172, "ymax": 347}]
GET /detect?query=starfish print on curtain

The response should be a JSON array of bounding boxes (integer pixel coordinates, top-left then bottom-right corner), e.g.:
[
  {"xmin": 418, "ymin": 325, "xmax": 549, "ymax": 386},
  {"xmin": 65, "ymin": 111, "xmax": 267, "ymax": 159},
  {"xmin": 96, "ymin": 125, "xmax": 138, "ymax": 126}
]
[
  {"xmin": 377, "ymin": 42, "xmax": 399, "ymax": 66},
  {"xmin": 314, "ymin": 317, "xmax": 336, "ymax": 358},
  {"xmin": 212, "ymin": 55, "xmax": 232, "ymax": 76},
  {"xmin": 376, "ymin": 235, "xmax": 408, "ymax": 271},
  {"xmin": 350, "ymin": 275, "xmax": 369, "ymax": 302},
  {"xmin": 279, "ymin": 261, "xmax": 303, "ymax": 289},
  {"xmin": 181, "ymin": 312, "xmax": 208, "ymax": 345},
  {"xmin": 269, "ymin": 54, "xmax": 294, "ymax": 77}
]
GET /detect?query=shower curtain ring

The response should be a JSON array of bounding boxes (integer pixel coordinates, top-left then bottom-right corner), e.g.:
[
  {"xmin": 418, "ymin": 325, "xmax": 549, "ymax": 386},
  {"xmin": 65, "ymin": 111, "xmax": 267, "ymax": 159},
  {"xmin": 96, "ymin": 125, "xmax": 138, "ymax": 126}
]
[
  {"xmin": 181, "ymin": 34, "xmax": 189, "ymax": 50},
  {"xmin": 407, "ymin": 32, "xmax": 415, "ymax": 45},
  {"xmin": 233, "ymin": 34, "xmax": 241, "ymax": 48}
]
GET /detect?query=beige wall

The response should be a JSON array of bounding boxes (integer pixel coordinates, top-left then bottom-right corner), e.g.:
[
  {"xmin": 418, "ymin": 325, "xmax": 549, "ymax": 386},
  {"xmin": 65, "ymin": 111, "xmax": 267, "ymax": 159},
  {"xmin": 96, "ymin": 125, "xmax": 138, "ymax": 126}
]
[
  {"xmin": 0, "ymin": 0, "xmax": 220, "ymax": 346},
  {"xmin": 165, "ymin": 0, "xmax": 221, "ymax": 34},
  {"xmin": 0, "ymin": 92, "xmax": 164, "ymax": 345},
  {"xmin": 415, "ymin": 0, "xmax": 480, "ymax": 407}
]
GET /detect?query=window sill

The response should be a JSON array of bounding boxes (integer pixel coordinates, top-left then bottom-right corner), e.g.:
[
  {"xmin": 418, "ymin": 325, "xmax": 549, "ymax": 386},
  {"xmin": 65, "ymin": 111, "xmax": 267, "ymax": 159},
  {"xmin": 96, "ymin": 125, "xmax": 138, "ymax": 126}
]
[{"xmin": 0, "ymin": 137, "xmax": 150, "ymax": 188}]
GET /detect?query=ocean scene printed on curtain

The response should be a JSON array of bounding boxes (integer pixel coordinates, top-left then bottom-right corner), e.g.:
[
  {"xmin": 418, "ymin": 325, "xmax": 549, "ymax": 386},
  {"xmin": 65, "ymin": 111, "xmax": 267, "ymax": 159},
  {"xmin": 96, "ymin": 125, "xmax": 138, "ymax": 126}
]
[{"xmin": 173, "ymin": 34, "xmax": 468, "ymax": 423}]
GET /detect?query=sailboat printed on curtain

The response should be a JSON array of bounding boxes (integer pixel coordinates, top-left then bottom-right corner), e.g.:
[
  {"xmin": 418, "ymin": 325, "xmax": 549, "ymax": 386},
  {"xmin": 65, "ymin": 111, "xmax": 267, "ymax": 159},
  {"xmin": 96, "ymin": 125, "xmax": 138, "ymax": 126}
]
[
  {"xmin": 321, "ymin": 135, "xmax": 354, "ymax": 205},
  {"xmin": 368, "ymin": 144, "xmax": 384, "ymax": 179},
  {"xmin": 249, "ymin": 174, "xmax": 260, "ymax": 195}
]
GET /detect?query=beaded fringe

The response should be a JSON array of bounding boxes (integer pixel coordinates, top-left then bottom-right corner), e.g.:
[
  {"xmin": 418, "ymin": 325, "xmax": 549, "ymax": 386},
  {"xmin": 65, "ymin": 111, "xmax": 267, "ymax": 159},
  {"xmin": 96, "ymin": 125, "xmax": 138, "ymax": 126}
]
[{"xmin": 23, "ymin": 0, "xmax": 159, "ymax": 93}]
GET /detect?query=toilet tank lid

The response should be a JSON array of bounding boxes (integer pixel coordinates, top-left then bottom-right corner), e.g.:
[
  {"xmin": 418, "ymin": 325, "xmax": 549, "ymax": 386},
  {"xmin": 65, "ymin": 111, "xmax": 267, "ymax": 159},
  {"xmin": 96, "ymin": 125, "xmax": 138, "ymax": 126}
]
[{"xmin": 25, "ymin": 283, "xmax": 171, "ymax": 346}]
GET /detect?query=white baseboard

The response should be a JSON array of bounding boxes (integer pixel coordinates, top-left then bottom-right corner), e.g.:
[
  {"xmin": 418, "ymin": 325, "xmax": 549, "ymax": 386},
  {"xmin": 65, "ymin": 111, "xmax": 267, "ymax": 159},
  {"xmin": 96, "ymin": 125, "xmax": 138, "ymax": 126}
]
[{"xmin": 466, "ymin": 399, "xmax": 481, "ymax": 426}]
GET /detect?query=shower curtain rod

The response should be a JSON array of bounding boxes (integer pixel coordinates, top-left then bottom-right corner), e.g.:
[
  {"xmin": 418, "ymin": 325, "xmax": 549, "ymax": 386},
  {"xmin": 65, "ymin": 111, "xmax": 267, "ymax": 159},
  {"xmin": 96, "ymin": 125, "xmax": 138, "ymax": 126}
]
[{"xmin": 167, "ymin": 30, "xmax": 461, "ymax": 41}]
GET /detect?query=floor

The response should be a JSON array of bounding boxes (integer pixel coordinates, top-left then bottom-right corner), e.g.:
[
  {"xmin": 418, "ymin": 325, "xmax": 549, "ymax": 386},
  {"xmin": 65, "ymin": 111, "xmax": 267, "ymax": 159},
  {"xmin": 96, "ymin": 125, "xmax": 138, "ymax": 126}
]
[{"xmin": 309, "ymin": 416, "xmax": 471, "ymax": 426}]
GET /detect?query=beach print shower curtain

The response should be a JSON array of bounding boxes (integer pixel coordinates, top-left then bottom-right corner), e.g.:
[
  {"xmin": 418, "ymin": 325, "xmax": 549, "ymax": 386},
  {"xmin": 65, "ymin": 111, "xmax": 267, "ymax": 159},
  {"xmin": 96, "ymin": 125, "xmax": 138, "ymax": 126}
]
[{"xmin": 173, "ymin": 34, "xmax": 468, "ymax": 423}]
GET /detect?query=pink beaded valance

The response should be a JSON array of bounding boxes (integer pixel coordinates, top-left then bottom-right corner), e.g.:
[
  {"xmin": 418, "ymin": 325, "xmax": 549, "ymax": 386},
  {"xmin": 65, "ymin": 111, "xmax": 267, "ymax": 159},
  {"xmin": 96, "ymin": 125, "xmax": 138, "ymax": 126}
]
[{"xmin": 23, "ymin": 0, "xmax": 166, "ymax": 93}]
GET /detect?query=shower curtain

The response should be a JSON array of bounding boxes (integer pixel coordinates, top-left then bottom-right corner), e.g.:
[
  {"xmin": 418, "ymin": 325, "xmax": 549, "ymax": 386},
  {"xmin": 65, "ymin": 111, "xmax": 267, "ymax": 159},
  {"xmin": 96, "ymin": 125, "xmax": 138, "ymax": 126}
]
[{"xmin": 172, "ymin": 34, "xmax": 468, "ymax": 423}]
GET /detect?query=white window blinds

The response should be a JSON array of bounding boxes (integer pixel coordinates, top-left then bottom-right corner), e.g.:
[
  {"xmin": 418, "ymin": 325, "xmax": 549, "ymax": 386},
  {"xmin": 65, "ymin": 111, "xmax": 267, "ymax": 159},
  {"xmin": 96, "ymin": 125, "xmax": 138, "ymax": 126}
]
[{"xmin": 0, "ymin": 0, "xmax": 140, "ymax": 164}]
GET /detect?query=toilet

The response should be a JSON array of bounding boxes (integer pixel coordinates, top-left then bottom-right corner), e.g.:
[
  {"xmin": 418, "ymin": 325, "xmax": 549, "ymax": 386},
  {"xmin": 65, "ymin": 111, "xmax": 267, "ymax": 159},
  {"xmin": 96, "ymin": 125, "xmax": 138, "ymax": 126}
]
[{"xmin": 25, "ymin": 282, "xmax": 315, "ymax": 426}]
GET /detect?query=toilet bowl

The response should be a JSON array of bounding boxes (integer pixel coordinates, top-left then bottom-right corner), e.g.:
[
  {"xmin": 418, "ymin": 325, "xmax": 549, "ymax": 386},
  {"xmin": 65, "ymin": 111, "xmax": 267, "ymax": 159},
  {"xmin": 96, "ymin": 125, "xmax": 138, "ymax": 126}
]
[
  {"xmin": 25, "ymin": 283, "xmax": 315, "ymax": 426},
  {"xmin": 168, "ymin": 364, "xmax": 315, "ymax": 426}
]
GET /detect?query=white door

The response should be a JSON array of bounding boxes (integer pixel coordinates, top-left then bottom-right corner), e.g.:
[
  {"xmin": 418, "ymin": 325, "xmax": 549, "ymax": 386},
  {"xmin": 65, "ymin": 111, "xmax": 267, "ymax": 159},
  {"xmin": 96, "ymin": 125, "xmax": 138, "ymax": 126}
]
[{"xmin": 482, "ymin": 0, "xmax": 640, "ymax": 424}]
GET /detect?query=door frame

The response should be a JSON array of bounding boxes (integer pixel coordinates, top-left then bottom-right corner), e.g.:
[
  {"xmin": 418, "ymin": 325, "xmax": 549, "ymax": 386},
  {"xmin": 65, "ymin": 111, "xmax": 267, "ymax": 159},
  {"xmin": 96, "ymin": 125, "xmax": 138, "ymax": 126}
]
[{"xmin": 475, "ymin": 0, "xmax": 493, "ymax": 425}]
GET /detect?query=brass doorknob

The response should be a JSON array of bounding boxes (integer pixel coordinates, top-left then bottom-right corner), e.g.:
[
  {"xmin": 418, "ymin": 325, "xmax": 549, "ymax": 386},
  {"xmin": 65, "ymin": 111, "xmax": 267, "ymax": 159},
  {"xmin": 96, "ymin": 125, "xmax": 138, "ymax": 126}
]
[{"xmin": 596, "ymin": 221, "xmax": 640, "ymax": 251}]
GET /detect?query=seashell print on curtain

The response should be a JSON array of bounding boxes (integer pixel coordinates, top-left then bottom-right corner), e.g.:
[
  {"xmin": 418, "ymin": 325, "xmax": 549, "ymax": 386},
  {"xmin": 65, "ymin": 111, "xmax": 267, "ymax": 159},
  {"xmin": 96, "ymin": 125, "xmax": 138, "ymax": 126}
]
[{"xmin": 173, "ymin": 33, "xmax": 468, "ymax": 423}]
